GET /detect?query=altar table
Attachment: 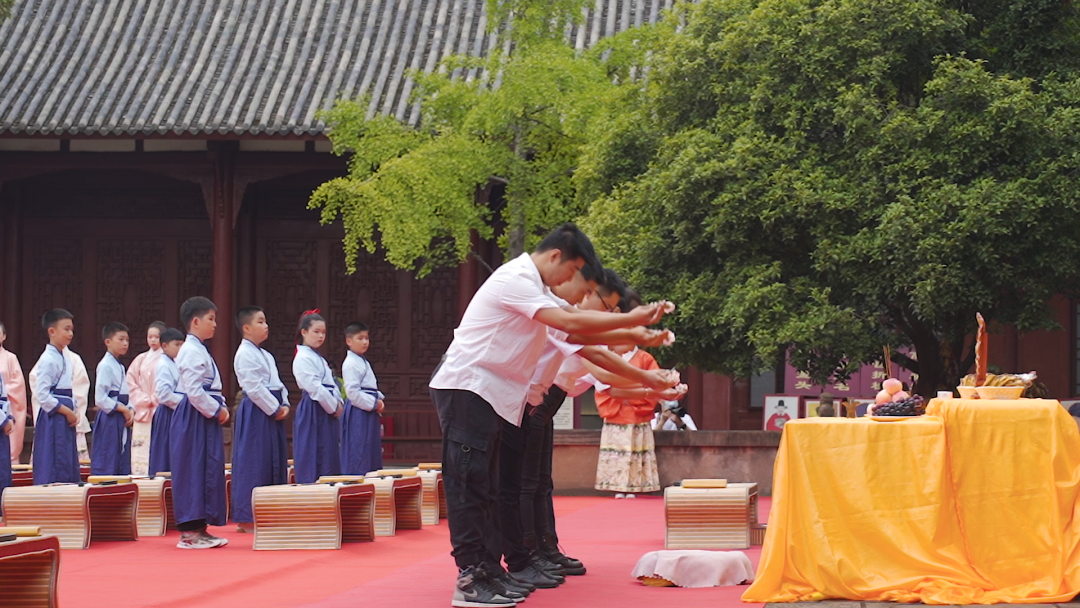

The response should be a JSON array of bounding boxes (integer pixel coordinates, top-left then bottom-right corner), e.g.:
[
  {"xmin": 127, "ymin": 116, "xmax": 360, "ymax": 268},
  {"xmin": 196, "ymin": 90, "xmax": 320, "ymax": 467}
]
[{"xmin": 743, "ymin": 399, "xmax": 1080, "ymax": 604}]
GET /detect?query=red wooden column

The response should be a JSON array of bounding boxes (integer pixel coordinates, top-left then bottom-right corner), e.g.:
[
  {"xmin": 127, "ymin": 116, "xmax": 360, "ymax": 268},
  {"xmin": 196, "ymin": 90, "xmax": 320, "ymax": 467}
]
[
  {"xmin": 2, "ymin": 188, "xmax": 21, "ymax": 351},
  {"xmin": 209, "ymin": 143, "xmax": 237, "ymax": 392}
]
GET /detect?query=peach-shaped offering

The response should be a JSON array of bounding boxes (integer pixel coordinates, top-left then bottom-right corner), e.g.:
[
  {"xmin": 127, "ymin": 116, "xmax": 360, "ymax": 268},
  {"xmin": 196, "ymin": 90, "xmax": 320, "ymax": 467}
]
[
  {"xmin": 891, "ymin": 390, "xmax": 910, "ymax": 402},
  {"xmin": 882, "ymin": 378, "xmax": 903, "ymax": 395},
  {"xmin": 875, "ymin": 389, "xmax": 891, "ymax": 404}
]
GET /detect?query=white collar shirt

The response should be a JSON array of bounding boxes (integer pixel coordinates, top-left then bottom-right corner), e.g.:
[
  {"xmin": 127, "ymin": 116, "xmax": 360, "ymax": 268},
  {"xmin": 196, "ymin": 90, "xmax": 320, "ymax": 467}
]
[{"xmin": 430, "ymin": 253, "xmax": 562, "ymax": 426}]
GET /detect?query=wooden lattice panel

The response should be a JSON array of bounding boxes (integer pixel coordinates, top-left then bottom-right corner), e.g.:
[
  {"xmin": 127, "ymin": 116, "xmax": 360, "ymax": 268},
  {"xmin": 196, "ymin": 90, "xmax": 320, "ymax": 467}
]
[
  {"xmin": 2, "ymin": 483, "xmax": 139, "ymax": 549},
  {"xmin": 252, "ymin": 484, "xmax": 375, "ymax": 550},
  {"xmin": 367, "ymin": 477, "xmax": 423, "ymax": 537},
  {"xmin": 418, "ymin": 471, "xmax": 443, "ymax": 525},
  {"xmin": 664, "ymin": 482, "xmax": 758, "ymax": 550},
  {"xmin": 133, "ymin": 478, "xmax": 171, "ymax": 537},
  {"xmin": 0, "ymin": 536, "xmax": 60, "ymax": 608}
]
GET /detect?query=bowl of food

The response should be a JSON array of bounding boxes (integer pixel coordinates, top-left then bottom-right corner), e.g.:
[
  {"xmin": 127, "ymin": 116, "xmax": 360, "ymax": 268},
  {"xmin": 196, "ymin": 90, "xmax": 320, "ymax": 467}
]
[
  {"xmin": 956, "ymin": 386, "xmax": 979, "ymax": 399},
  {"xmin": 971, "ymin": 386, "xmax": 1025, "ymax": 400}
]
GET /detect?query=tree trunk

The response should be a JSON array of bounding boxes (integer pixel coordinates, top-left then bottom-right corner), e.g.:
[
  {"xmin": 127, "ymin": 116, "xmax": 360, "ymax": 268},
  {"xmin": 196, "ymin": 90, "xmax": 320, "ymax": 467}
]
[
  {"xmin": 508, "ymin": 195, "xmax": 526, "ymax": 257},
  {"xmin": 506, "ymin": 124, "xmax": 526, "ymax": 258}
]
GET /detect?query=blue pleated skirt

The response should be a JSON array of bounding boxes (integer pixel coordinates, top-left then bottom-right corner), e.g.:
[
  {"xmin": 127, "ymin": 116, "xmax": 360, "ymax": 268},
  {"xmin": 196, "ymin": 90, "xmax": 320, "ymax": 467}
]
[
  {"xmin": 292, "ymin": 392, "xmax": 341, "ymax": 484},
  {"xmin": 230, "ymin": 396, "xmax": 288, "ymax": 523}
]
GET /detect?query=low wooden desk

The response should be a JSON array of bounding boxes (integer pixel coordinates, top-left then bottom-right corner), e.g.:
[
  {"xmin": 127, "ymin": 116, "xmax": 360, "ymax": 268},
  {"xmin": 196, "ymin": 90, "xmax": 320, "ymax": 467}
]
[
  {"xmin": 0, "ymin": 535, "xmax": 61, "ymax": 608},
  {"xmin": 664, "ymin": 482, "xmax": 758, "ymax": 550},
  {"xmin": 133, "ymin": 478, "xmax": 172, "ymax": 537},
  {"xmin": 367, "ymin": 476, "xmax": 423, "ymax": 537},
  {"xmin": 252, "ymin": 483, "xmax": 376, "ymax": 550},
  {"xmin": 417, "ymin": 470, "xmax": 444, "ymax": 526},
  {"xmin": 2, "ymin": 483, "xmax": 139, "ymax": 549}
]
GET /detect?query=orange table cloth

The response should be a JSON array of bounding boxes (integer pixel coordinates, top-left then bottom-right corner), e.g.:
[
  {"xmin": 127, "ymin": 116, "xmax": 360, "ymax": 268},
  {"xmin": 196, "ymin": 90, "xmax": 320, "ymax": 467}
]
[{"xmin": 743, "ymin": 399, "xmax": 1080, "ymax": 604}]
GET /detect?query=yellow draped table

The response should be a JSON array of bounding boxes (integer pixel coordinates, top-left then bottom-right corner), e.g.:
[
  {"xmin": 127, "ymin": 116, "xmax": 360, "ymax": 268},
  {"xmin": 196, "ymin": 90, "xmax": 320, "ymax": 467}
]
[{"xmin": 743, "ymin": 399, "xmax": 1080, "ymax": 604}]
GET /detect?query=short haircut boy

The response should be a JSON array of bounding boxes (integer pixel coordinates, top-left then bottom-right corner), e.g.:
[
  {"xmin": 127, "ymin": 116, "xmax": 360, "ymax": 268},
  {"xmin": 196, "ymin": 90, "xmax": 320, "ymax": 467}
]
[
  {"xmin": 599, "ymin": 268, "xmax": 627, "ymax": 300},
  {"xmin": 235, "ymin": 306, "xmax": 264, "ymax": 331},
  {"xmin": 42, "ymin": 308, "xmax": 74, "ymax": 330},
  {"xmin": 536, "ymin": 223, "xmax": 601, "ymax": 272},
  {"xmin": 102, "ymin": 322, "xmax": 129, "ymax": 341},
  {"xmin": 160, "ymin": 328, "xmax": 186, "ymax": 344},
  {"xmin": 180, "ymin": 297, "xmax": 216, "ymax": 331},
  {"xmin": 344, "ymin": 322, "xmax": 369, "ymax": 338}
]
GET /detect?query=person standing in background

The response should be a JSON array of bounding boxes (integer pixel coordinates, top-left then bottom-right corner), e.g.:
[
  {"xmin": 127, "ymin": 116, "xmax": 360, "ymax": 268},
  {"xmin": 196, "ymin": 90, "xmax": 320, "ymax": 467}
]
[
  {"xmin": 0, "ymin": 322, "xmax": 26, "ymax": 464},
  {"xmin": 127, "ymin": 321, "xmax": 166, "ymax": 475}
]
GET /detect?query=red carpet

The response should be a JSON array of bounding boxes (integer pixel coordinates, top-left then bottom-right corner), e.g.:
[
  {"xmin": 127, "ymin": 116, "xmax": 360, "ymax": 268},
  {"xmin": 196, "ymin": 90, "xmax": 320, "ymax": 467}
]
[{"xmin": 56, "ymin": 495, "xmax": 770, "ymax": 607}]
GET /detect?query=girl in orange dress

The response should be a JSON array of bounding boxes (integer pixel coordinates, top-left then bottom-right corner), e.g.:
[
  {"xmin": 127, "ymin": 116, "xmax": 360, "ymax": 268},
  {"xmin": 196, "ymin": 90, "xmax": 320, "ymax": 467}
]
[{"xmin": 593, "ymin": 295, "xmax": 663, "ymax": 497}]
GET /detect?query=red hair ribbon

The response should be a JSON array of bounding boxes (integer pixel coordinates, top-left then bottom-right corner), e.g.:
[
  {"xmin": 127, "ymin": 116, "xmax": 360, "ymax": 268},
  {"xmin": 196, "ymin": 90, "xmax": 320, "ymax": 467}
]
[{"xmin": 302, "ymin": 308, "xmax": 321, "ymax": 317}]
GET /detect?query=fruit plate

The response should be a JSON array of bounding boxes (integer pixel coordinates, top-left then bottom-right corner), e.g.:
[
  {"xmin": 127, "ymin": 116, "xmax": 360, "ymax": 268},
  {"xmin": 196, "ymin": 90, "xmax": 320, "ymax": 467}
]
[{"xmin": 869, "ymin": 416, "xmax": 921, "ymax": 422}]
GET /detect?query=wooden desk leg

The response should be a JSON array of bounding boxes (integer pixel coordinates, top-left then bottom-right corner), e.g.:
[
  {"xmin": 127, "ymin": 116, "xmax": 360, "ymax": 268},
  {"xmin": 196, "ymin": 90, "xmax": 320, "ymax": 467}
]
[
  {"xmin": 3, "ymin": 486, "xmax": 90, "ymax": 550},
  {"xmin": 371, "ymin": 481, "xmax": 397, "ymax": 537},
  {"xmin": 88, "ymin": 490, "xmax": 139, "ymax": 543},
  {"xmin": 0, "ymin": 546, "xmax": 59, "ymax": 608},
  {"xmin": 419, "ymin": 474, "xmax": 440, "ymax": 526},
  {"xmin": 340, "ymin": 493, "xmax": 376, "ymax": 543},
  {"xmin": 164, "ymin": 487, "xmax": 176, "ymax": 531},
  {"xmin": 395, "ymin": 485, "xmax": 423, "ymax": 531},
  {"xmin": 438, "ymin": 478, "xmax": 446, "ymax": 520},
  {"xmin": 134, "ymin": 480, "xmax": 168, "ymax": 537},
  {"xmin": 253, "ymin": 486, "xmax": 341, "ymax": 550}
]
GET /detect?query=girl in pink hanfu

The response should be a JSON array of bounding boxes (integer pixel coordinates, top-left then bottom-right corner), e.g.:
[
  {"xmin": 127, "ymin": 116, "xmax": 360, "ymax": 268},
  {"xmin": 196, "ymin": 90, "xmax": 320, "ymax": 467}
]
[
  {"xmin": 0, "ymin": 322, "xmax": 26, "ymax": 465},
  {"xmin": 126, "ymin": 321, "xmax": 166, "ymax": 476}
]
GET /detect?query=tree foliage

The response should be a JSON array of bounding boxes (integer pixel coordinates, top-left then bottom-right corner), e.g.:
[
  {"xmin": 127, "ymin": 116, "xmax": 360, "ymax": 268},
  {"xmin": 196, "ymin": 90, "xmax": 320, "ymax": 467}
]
[
  {"xmin": 578, "ymin": 0, "xmax": 1080, "ymax": 394},
  {"xmin": 0, "ymin": 0, "xmax": 12, "ymax": 22},
  {"xmin": 310, "ymin": 0, "xmax": 620, "ymax": 275}
]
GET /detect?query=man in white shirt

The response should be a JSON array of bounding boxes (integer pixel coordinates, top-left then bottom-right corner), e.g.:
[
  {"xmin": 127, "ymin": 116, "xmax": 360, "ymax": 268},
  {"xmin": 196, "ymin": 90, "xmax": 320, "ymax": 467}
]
[{"xmin": 429, "ymin": 223, "xmax": 669, "ymax": 608}]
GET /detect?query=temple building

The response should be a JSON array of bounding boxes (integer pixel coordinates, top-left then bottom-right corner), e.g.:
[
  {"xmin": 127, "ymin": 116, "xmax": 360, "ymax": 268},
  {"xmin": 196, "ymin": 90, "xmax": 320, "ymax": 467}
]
[{"xmin": 0, "ymin": 0, "xmax": 768, "ymax": 463}]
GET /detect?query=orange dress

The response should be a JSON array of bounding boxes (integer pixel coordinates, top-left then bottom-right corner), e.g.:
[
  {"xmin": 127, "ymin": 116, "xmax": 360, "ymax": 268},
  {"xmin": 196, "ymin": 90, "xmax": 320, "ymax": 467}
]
[{"xmin": 593, "ymin": 349, "xmax": 662, "ymax": 493}]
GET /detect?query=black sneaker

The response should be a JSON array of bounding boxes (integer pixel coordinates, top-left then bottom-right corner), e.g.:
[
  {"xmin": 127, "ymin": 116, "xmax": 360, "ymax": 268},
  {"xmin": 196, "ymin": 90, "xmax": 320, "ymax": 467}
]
[
  {"xmin": 544, "ymin": 549, "xmax": 586, "ymax": 576},
  {"xmin": 509, "ymin": 564, "xmax": 561, "ymax": 589},
  {"xmin": 452, "ymin": 565, "xmax": 517, "ymax": 608},
  {"xmin": 531, "ymin": 555, "xmax": 566, "ymax": 579},
  {"xmin": 486, "ymin": 574, "xmax": 527, "ymax": 603},
  {"xmin": 494, "ymin": 571, "xmax": 534, "ymax": 596}
]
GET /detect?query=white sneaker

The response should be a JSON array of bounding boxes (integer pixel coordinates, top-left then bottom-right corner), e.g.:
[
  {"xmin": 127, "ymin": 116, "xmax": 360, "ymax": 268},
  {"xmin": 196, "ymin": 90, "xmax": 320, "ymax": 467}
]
[
  {"xmin": 614, "ymin": 493, "xmax": 626, "ymax": 499},
  {"xmin": 177, "ymin": 532, "xmax": 218, "ymax": 549},
  {"xmin": 624, "ymin": 493, "xmax": 636, "ymax": 499},
  {"xmin": 200, "ymin": 530, "xmax": 229, "ymax": 547}
]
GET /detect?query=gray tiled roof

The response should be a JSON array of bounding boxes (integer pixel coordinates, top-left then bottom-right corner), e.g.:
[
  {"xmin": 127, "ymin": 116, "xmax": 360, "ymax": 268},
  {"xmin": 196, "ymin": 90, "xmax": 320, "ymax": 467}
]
[{"xmin": 0, "ymin": 0, "xmax": 673, "ymax": 137}]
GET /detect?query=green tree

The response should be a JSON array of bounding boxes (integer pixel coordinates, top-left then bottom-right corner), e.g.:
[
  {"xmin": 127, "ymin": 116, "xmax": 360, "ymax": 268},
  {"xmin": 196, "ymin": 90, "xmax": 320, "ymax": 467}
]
[
  {"xmin": 309, "ymin": 0, "xmax": 622, "ymax": 275},
  {"xmin": 0, "ymin": 0, "xmax": 13, "ymax": 21},
  {"xmin": 578, "ymin": 0, "xmax": 1080, "ymax": 395}
]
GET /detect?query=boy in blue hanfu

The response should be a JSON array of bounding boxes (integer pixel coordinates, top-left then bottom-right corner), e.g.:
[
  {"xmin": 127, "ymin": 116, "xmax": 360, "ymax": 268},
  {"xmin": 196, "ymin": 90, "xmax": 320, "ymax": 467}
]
[
  {"xmin": 231, "ymin": 306, "xmax": 290, "ymax": 533},
  {"xmin": 171, "ymin": 297, "xmax": 229, "ymax": 550},
  {"xmin": 149, "ymin": 328, "xmax": 185, "ymax": 477},
  {"xmin": 341, "ymin": 322, "xmax": 385, "ymax": 476},
  {"xmin": 32, "ymin": 309, "xmax": 81, "ymax": 484},
  {"xmin": 91, "ymin": 322, "xmax": 134, "ymax": 476}
]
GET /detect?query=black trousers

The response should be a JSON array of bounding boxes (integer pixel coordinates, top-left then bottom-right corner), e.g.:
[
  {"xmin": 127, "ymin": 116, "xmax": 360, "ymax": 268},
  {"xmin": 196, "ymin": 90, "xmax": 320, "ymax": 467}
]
[
  {"xmin": 498, "ymin": 420, "xmax": 533, "ymax": 571},
  {"xmin": 431, "ymin": 388, "xmax": 503, "ymax": 570},
  {"xmin": 521, "ymin": 386, "xmax": 566, "ymax": 544}
]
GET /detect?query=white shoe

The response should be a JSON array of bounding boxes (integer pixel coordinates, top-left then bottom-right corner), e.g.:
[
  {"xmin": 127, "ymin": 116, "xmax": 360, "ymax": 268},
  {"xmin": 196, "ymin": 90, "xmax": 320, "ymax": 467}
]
[
  {"xmin": 614, "ymin": 493, "xmax": 626, "ymax": 499},
  {"xmin": 177, "ymin": 532, "xmax": 218, "ymax": 549},
  {"xmin": 624, "ymin": 493, "xmax": 636, "ymax": 499},
  {"xmin": 200, "ymin": 530, "xmax": 228, "ymax": 547}
]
